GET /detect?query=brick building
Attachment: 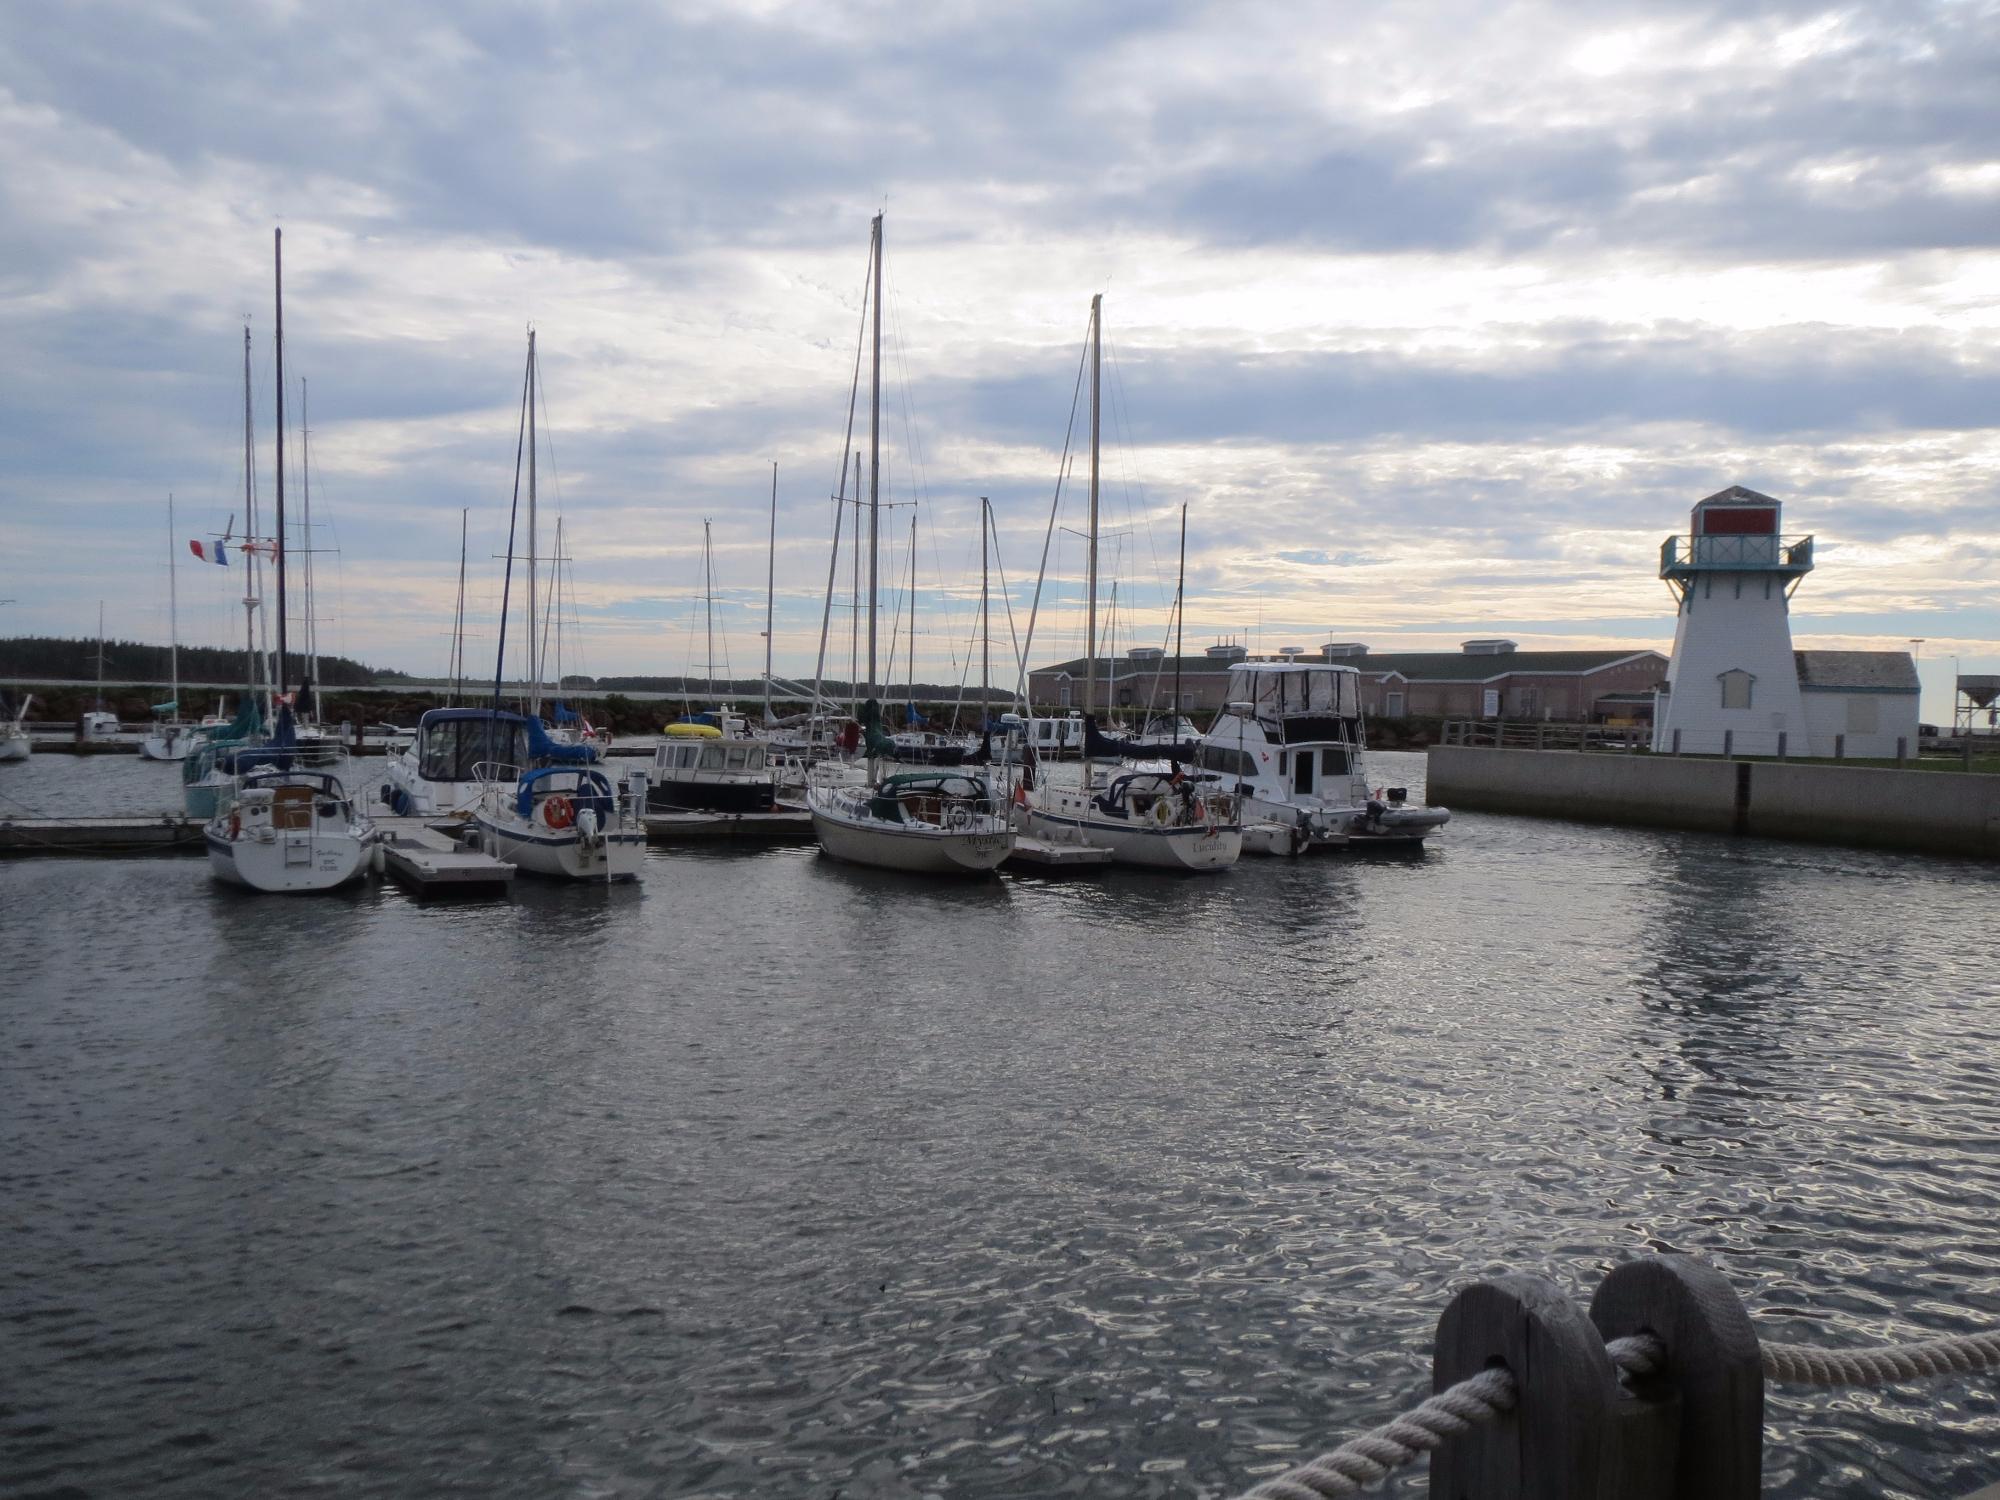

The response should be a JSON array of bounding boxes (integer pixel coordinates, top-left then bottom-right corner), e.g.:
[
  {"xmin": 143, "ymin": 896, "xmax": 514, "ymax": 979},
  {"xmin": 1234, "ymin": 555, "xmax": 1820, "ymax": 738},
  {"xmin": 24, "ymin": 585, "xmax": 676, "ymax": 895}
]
[{"xmin": 1027, "ymin": 639, "xmax": 1667, "ymax": 721}]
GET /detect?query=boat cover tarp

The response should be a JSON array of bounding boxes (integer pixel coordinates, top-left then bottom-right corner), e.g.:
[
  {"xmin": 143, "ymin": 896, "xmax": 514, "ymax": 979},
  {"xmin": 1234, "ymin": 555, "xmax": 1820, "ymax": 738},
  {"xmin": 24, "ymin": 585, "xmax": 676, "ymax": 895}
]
[
  {"xmin": 525, "ymin": 713, "xmax": 600, "ymax": 765},
  {"xmin": 513, "ymin": 765, "xmax": 613, "ymax": 821},
  {"xmin": 859, "ymin": 698, "xmax": 970, "ymax": 764},
  {"xmin": 1083, "ymin": 715, "xmax": 1193, "ymax": 764}
]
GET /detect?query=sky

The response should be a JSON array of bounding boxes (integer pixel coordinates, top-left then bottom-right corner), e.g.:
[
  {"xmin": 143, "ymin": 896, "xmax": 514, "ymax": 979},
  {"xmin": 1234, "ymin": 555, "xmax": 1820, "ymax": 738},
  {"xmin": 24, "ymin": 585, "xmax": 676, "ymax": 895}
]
[{"xmin": 1, "ymin": 0, "xmax": 1995, "ymax": 721}]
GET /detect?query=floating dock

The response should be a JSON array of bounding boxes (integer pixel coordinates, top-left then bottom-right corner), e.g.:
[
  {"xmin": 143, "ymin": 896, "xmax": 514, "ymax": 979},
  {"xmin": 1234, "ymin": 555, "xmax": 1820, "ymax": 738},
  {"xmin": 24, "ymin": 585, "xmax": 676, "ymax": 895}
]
[
  {"xmin": 373, "ymin": 818, "xmax": 516, "ymax": 895},
  {"xmin": 1006, "ymin": 834, "xmax": 1112, "ymax": 871},
  {"xmin": 0, "ymin": 814, "xmax": 205, "ymax": 855}
]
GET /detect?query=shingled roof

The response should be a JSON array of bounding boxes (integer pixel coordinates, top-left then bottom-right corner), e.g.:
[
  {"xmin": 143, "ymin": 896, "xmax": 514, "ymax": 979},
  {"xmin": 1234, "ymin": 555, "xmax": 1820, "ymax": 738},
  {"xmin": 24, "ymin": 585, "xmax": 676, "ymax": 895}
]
[
  {"xmin": 1794, "ymin": 650, "xmax": 1919, "ymax": 693},
  {"xmin": 1034, "ymin": 649, "xmax": 1665, "ymax": 682}
]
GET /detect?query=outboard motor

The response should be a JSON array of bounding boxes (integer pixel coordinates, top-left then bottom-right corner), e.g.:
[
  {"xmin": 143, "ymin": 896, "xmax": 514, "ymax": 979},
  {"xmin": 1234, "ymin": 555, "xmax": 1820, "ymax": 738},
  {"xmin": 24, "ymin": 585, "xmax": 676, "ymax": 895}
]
[
  {"xmin": 1386, "ymin": 787, "xmax": 1408, "ymax": 804},
  {"xmin": 576, "ymin": 807, "xmax": 601, "ymax": 844}
]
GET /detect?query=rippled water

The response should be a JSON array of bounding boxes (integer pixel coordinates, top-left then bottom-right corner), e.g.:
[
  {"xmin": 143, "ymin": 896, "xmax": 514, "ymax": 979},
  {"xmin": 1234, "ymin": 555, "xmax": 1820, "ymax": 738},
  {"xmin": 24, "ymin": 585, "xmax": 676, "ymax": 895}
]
[{"xmin": 4, "ymin": 751, "xmax": 1999, "ymax": 1498}]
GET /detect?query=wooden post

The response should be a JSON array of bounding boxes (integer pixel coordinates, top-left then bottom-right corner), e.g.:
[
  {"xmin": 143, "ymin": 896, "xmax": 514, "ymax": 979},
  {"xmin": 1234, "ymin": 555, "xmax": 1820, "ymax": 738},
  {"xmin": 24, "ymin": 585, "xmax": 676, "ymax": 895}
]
[
  {"xmin": 1536, "ymin": 723, "xmax": 1546, "ymax": 750},
  {"xmin": 1834, "ymin": 733, "xmax": 1844, "ymax": 760},
  {"xmin": 1722, "ymin": 729, "xmax": 1733, "ymax": 758},
  {"xmin": 1671, "ymin": 727, "xmax": 1681, "ymax": 756},
  {"xmin": 1590, "ymin": 1256, "xmax": 1763, "ymax": 1500},
  {"xmin": 1896, "ymin": 736, "xmax": 1908, "ymax": 766},
  {"xmin": 1966, "ymin": 738, "xmax": 1975, "ymax": 771},
  {"xmin": 1431, "ymin": 1275, "xmax": 1630, "ymax": 1500},
  {"xmin": 1776, "ymin": 731, "xmax": 1786, "ymax": 759}
]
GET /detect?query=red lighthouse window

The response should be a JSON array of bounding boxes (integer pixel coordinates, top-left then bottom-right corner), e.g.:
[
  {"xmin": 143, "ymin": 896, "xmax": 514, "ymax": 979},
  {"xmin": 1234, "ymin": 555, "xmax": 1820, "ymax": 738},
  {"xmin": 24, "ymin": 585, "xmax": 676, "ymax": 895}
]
[{"xmin": 1699, "ymin": 506, "xmax": 1777, "ymax": 535}]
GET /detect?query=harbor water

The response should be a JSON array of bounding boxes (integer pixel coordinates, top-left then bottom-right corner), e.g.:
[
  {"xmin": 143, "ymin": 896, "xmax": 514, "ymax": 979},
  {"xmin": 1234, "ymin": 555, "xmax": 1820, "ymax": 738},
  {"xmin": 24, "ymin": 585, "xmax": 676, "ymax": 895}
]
[{"xmin": 4, "ymin": 752, "xmax": 1998, "ymax": 1497}]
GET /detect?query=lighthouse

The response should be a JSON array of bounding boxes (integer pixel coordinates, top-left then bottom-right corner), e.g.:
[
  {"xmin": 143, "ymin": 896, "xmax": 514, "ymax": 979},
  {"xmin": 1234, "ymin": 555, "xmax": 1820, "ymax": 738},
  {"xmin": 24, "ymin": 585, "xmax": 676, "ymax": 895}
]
[{"xmin": 1652, "ymin": 486, "xmax": 1816, "ymax": 755}]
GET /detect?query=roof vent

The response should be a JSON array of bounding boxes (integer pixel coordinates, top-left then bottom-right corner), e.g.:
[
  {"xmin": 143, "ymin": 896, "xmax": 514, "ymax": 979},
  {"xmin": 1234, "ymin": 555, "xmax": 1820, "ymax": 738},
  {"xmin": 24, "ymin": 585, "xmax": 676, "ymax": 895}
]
[
  {"xmin": 1461, "ymin": 639, "xmax": 1517, "ymax": 656},
  {"xmin": 1321, "ymin": 642, "xmax": 1369, "ymax": 660},
  {"xmin": 1205, "ymin": 643, "xmax": 1249, "ymax": 662},
  {"xmin": 1127, "ymin": 645, "xmax": 1165, "ymax": 661}
]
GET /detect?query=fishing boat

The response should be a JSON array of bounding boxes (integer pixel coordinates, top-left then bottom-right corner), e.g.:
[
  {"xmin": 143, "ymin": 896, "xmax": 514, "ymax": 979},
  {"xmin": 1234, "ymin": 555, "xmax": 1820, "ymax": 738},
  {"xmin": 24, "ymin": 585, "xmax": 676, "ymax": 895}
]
[
  {"xmin": 1197, "ymin": 660, "xmax": 1450, "ymax": 851},
  {"xmin": 203, "ymin": 228, "xmax": 376, "ymax": 892},
  {"xmin": 142, "ymin": 495, "xmax": 200, "ymax": 760},
  {"xmin": 1018, "ymin": 296, "xmax": 1240, "ymax": 871},
  {"xmin": 0, "ymin": 694, "xmax": 31, "ymax": 763},
  {"xmin": 648, "ymin": 714, "xmax": 777, "ymax": 813},
  {"xmin": 205, "ymin": 760, "xmax": 374, "ymax": 892}
]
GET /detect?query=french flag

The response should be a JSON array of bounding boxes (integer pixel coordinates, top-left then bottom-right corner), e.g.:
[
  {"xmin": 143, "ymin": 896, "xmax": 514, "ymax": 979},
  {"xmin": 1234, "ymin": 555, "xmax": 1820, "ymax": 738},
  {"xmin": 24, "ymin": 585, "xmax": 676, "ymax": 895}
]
[{"xmin": 189, "ymin": 539, "xmax": 228, "ymax": 565}]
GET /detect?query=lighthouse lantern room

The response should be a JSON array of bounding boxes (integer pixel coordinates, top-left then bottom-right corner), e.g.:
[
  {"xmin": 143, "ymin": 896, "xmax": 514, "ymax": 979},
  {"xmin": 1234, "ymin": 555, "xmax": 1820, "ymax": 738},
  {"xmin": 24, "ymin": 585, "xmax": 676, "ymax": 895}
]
[{"xmin": 1652, "ymin": 486, "xmax": 1816, "ymax": 756}]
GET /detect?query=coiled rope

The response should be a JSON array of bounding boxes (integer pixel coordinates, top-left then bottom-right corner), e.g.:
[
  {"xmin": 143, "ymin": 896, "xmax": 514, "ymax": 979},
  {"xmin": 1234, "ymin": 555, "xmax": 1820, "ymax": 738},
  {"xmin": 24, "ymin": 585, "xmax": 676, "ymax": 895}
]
[{"xmin": 1237, "ymin": 1325, "xmax": 2000, "ymax": 1499}]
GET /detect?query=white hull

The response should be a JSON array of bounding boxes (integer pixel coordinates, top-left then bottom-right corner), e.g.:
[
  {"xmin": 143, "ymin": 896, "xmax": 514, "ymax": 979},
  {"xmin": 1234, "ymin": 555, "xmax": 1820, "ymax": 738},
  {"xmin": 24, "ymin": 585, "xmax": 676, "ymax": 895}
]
[
  {"xmin": 205, "ymin": 828, "xmax": 370, "ymax": 892},
  {"xmin": 383, "ymin": 752, "xmax": 483, "ymax": 817},
  {"xmin": 141, "ymin": 726, "xmax": 199, "ymax": 762},
  {"xmin": 472, "ymin": 815, "xmax": 645, "ymax": 881},
  {"xmin": 810, "ymin": 806, "xmax": 1012, "ymax": 874},
  {"xmin": 1022, "ymin": 803, "xmax": 1240, "ymax": 870},
  {"xmin": 0, "ymin": 735, "xmax": 28, "ymax": 763}
]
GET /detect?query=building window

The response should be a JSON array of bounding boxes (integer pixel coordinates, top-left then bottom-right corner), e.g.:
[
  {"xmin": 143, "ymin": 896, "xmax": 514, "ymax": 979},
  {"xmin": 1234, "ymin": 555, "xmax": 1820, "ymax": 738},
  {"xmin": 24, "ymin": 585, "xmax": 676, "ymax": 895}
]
[
  {"xmin": 1386, "ymin": 691, "xmax": 1406, "ymax": 717},
  {"xmin": 1718, "ymin": 670, "xmax": 1755, "ymax": 711},
  {"xmin": 1058, "ymin": 678, "xmax": 1071, "ymax": 707},
  {"xmin": 1846, "ymin": 695, "xmax": 1879, "ymax": 734}
]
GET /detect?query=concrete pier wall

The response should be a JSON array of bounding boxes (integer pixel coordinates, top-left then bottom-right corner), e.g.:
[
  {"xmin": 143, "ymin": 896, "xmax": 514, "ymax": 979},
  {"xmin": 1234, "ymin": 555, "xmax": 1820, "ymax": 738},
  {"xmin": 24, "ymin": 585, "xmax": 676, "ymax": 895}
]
[{"xmin": 1427, "ymin": 746, "xmax": 2000, "ymax": 858}]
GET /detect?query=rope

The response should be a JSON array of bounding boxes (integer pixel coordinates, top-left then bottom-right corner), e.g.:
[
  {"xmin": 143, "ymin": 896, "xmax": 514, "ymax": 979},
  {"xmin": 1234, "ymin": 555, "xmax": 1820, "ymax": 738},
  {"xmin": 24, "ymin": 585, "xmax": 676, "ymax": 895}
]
[
  {"xmin": 1760, "ymin": 1330, "xmax": 2000, "ymax": 1387},
  {"xmin": 1238, "ymin": 1367, "xmax": 1514, "ymax": 1499},
  {"xmin": 1233, "ymin": 1322, "xmax": 2000, "ymax": 1500}
]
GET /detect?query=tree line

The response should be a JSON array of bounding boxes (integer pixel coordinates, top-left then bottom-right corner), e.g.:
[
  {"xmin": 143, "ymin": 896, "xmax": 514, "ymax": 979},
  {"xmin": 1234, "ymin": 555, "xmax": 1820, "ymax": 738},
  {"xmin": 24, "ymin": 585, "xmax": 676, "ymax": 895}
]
[{"xmin": 0, "ymin": 636, "xmax": 409, "ymax": 687}]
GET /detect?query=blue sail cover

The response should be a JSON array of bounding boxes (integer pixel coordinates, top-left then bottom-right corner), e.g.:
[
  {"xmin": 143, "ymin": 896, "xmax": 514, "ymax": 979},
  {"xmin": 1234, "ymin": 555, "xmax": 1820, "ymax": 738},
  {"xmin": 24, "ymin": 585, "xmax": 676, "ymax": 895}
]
[
  {"xmin": 551, "ymin": 702, "xmax": 580, "ymax": 723},
  {"xmin": 525, "ymin": 714, "xmax": 599, "ymax": 765}
]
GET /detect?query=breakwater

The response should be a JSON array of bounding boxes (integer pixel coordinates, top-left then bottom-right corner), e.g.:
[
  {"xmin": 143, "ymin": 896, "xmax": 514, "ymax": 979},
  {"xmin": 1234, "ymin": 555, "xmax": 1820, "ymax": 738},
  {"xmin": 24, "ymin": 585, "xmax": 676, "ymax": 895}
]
[{"xmin": 1427, "ymin": 746, "xmax": 2000, "ymax": 858}]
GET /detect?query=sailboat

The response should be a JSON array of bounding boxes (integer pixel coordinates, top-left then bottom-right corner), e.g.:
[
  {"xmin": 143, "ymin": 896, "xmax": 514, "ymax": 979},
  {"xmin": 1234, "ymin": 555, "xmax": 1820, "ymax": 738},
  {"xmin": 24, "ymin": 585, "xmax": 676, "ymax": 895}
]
[
  {"xmin": 205, "ymin": 228, "xmax": 375, "ymax": 893},
  {"xmin": 1018, "ymin": 297, "xmax": 1241, "ymax": 872},
  {"xmin": 79, "ymin": 604, "xmax": 120, "ymax": 742},
  {"xmin": 466, "ymin": 329, "xmax": 644, "ymax": 881},
  {"xmin": 142, "ymin": 495, "xmax": 200, "ymax": 761},
  {"xmin": 0, "ymin": 693, "xmax": 30, "ymax": 762},
  {"xmin": 805, "ymin": 214, "xmax": 1015, "ymax": 875}
]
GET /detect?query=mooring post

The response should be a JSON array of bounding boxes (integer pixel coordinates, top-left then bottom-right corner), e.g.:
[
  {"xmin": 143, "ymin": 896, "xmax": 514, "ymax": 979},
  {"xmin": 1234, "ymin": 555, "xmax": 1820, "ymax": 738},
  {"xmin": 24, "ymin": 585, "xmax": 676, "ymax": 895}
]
[
  {"xmin": 1431, "ymin": 1275, "xmax": 1628, "ymax": 1500},
  {"xmin": 1723, "ymin": 729, "xmax": 1733, "ymax": 758},
  {"xmin": 1835, "ymin": 733, "xmax": 1844, "ymax": 760},
  {"xmin": 1671, "ymin": 727, "xmax": 1681, "ymax": 756},
  {"xmin": 1776, "ymin": 731, "xmax": 1786, "ymax": 760},
  {"xmin": 1897, "ymin": 736, "xmax": 1908, "ymax": 766},
  {"xmin": 1590, "ymin": 1256, "xmax": 1763, "ymax": 1500},
  {"xmin": 1536, "ymin": 723, "xmax": 1546, "ymax": 750}
]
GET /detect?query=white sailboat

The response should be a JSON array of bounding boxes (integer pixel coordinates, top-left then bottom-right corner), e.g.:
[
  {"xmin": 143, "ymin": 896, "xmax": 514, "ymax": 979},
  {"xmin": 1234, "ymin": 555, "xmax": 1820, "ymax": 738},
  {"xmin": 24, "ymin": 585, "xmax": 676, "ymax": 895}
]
[
  {"xmin": 1019, "ymin": 296, "xmax": 1240, "ymax": 872},
  {"xmin": 142, "ymin": 494, "xmax": 200, "ymax": 761},
  {"xmin": 79, "ymin": 603, "xmax": 119, "ymax": 742},
  {"xmin": 0, "ymin": 693, "xmax": 31, "ymax": 763},
  {"xmin": 801, "ymin": 214, "xmax": 1016, "ymax": 875},
  {"xmin": 463, "ymin": 328, "xmax": 644, "ymax": 882},
  {"xmin": 204, "ymin": 228, "xmax": 375, "ymax": 893}
]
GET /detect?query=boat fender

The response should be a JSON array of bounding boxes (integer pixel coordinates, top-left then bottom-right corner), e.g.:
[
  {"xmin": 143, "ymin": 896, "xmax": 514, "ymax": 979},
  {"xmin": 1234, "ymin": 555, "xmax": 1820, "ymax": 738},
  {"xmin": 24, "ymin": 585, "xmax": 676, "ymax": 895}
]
[
  {"xmin": 1192, "ymin": 796, "xmax": 1207, "ymax": 823},
  {"xmin": 228, "ymin": 809, "xmax": 241, "ymax": 839},
  {"xmin": 1011, "ymin": 783, "xmax": 1029, "ymax": 809},
  {"xmin": 543, "ymin": 795, "xmax": 575, "ymax": 831}
]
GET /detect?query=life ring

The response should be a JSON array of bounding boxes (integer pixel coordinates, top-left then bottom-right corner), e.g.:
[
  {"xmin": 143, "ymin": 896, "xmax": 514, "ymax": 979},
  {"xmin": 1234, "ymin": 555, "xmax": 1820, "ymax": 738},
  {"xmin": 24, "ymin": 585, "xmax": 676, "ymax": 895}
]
[
  {"xmin": 543, "ymin": 795, "xmax": 576, "ymax": 830},
  {"xmin": 1011, "ymin": 783, "xmax": 1029, "ymax": 809},
  {"xmin": 945, "ymin": 804, "xmax": 972, "ymax": 830}
]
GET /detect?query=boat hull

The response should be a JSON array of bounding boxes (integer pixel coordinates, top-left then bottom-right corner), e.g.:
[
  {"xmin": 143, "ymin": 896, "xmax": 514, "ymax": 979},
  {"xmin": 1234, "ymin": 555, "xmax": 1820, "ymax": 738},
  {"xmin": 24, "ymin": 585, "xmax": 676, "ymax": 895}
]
[
  {"xmin": 647, "ymin": 779, "xmax": 774, "ymax": 814},
  {"xmin": 472, "ymin": 815, "xmax": 645, "ymax": 881},
  {"xmin": 141, "ymin": 728, "xmax": 197, "ymax": 762},
  {"xmin": 205, "ymin": 829, "xmax": 370, "ymax": 892},
  {"xmin": 810, "ymin": 809, "xmax": 1012, "ymax": 874},
  {"xmin": 0, "ymin": 737, "xmax": 29, "ymax": 764},
  {"xmin": 1021, "ymin": 805, "xmax": 1240, "ymax": 871}
]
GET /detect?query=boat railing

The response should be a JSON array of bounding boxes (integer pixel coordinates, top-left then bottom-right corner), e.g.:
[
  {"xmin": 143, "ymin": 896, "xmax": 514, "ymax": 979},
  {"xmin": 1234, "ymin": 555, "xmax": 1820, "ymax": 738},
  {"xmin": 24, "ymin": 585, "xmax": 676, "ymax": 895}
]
[{"xmin": 469, "ymin": 760, "xmax": 524, "ymax": 787}]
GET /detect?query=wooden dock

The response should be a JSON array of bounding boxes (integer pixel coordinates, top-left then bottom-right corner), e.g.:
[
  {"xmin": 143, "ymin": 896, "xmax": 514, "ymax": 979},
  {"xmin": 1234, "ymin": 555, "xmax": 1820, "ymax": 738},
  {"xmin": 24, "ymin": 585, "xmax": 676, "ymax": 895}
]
[
  {"xmin": 0, "ymin": 814, "xmax": 205, "ymax": 855},
  {"xmin": 1006, "ymin": 834, "xmax": 1112, "ymax": 870},
  {"xmin": 643, "ymin": 807, "xmax": 816, "ymax": 842}
]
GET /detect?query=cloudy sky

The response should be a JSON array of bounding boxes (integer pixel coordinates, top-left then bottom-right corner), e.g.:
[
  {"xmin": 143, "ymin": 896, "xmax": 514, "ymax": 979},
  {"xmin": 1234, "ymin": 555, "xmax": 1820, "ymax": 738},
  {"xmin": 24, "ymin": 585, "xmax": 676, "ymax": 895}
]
[{"xmin": 2, "ymin": 0, "xmax": 1995, "ymax": 718}]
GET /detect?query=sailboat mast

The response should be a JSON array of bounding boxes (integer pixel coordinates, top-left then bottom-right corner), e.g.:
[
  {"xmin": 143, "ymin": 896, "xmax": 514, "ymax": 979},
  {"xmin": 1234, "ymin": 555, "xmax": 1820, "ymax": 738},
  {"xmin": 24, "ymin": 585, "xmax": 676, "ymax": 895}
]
[
  {"xmin": 241, "ymin": 325, "xmax": 259, "ymax": 706},
  {"xmin": 703, "ymin": 519, "xmax": 716, "ymax": 694},
  {"xmin": 451, "ymin": 508, "xmax": 468, "ymax": 705},
  {"xmin": 1084, "ymin": 293, "xmax": 1101, "ymax": 721},
  {"xmin": 526, "ymin": 329, "xmax": 540, "ymax": 716},
  {"xmin": 273, "ymin": 227, "xmax": 288, "ymax": 701},
  {"xmin": 868, "ymin": 212, "xmax": 882, "ymax": 698},
  {"xmin": 96, "ymin": 601, "xmax": 105, "ymax": 704},
  {"xmin": 980, "ymin": 496, "xmax": 990, "ymax": 724},
  {"xmin": 301, "ymin": 376, "xmax": 318, "ymax": 718},
  {"xmin": 764, "ymin": 462, "xmax": 777, "ymax": 724},
  {"xmin": 166, "ymin": 493, "xmax": 179, "ymax": 716},
  {"xmin": 906, "ymin": 511, "xmax": 917, "ymax": 714},
  {"xmin": 1174, "ymin": 503, "xmax": 1186, "ymax": 729},
  {"xmin": 850, "ymin": 452, "xmax": 860, "ymax": 713}
]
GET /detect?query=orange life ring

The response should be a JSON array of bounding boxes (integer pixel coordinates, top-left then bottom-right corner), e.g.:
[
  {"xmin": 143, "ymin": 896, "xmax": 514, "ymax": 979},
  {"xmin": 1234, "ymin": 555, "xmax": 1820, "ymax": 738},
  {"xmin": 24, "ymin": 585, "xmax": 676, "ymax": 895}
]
[{"xmin": 543, "ymin": 794, "xmax": 575, "ymax": 830}]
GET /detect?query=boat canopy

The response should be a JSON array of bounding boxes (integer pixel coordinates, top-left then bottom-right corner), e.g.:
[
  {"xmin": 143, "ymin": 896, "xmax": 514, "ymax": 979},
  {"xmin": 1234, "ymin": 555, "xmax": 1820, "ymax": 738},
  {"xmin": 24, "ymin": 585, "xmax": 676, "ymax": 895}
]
[
  {"xmin": 415, "ymin": 708, "xmax": 599, "ymax": 781},
  {"xmin": 1227, "ymin": 663, "xmax": 1361, "ymax": 721}
]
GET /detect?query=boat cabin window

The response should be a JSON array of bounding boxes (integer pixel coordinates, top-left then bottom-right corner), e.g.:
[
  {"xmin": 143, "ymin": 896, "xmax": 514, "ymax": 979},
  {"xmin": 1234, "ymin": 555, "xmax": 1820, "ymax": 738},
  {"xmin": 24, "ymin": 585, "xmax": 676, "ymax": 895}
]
[
  {"xmin": 726, "ymin": 747, "xmax": 748, "ymax": 770},
  {"xmin": 1320, "ymin": 746, "xmax": 1349, "ymax": 776},
  {"xmin": 420, "ymin": 717, "xmax": 531, "ymax": 781},
  {"xmin": 747, "ymin": 745, "xmax": 766, "ymax": 770},
  {"xmin": 701, "ymin": 745, "xmax": 724, "ymax": 770}
]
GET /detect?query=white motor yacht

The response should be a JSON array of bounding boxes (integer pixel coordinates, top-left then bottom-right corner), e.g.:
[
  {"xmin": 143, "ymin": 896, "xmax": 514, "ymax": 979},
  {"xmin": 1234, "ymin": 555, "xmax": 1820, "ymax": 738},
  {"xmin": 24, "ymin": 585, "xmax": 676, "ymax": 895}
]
[{"xmin": 1198, "ymin": 661, "xmax": 1449, "ymax": 852}]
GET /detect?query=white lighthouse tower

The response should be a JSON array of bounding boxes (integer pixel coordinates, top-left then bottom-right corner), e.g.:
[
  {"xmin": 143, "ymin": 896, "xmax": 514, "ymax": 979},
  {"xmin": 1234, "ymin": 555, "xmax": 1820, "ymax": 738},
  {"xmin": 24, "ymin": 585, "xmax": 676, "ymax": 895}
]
[{"xmin": 1652, "ymin": 486, "xmax": 1816, "ymax": 756}]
